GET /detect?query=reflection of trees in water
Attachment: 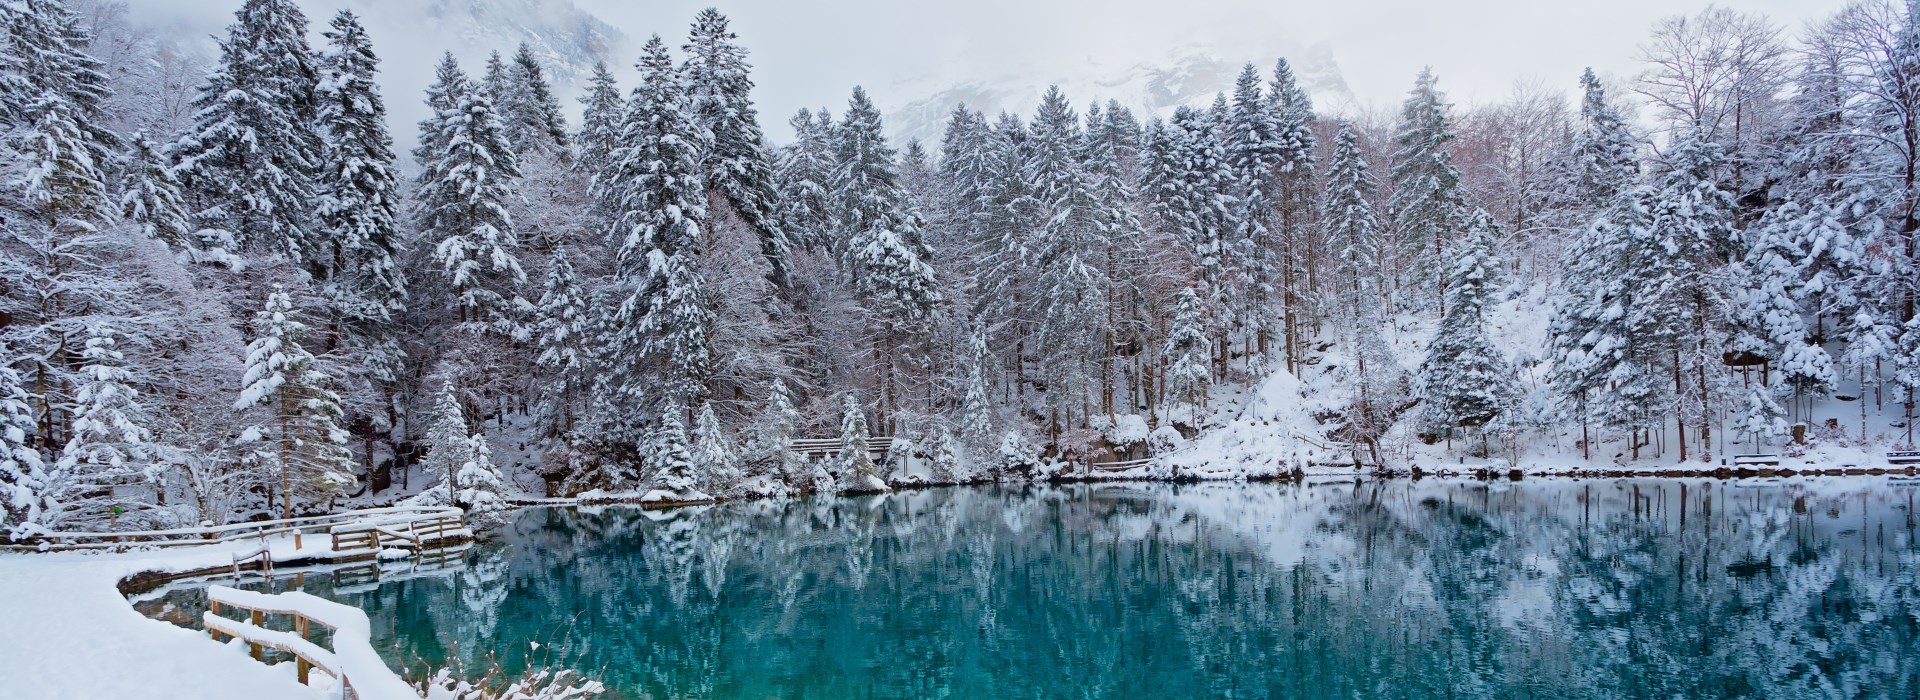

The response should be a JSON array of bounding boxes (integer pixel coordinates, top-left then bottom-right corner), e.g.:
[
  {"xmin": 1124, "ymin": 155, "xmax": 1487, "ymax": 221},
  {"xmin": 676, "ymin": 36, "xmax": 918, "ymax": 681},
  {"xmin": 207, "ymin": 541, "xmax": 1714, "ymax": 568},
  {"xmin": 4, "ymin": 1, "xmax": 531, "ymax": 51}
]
[{"xmin": 322, "ymin": 482, "xmax": 1920, "ymax": 698}]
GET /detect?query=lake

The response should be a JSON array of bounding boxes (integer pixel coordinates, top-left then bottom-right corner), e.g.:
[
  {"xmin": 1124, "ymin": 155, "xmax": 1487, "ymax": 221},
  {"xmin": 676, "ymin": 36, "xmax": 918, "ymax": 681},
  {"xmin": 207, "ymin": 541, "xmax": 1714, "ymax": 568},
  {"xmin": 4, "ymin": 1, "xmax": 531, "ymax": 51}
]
[{"xmin": 149, "ymin": 480, "xmax": 1920, "ymax": 698}]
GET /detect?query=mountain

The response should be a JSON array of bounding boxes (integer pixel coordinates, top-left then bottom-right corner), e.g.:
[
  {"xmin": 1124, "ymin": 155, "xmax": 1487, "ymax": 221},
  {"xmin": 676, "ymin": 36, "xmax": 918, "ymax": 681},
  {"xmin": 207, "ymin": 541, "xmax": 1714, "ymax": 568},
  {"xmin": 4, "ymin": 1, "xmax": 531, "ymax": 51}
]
[{"xmin": 878, "ymin": 42, "xmax": 1355, "ymax": 151}]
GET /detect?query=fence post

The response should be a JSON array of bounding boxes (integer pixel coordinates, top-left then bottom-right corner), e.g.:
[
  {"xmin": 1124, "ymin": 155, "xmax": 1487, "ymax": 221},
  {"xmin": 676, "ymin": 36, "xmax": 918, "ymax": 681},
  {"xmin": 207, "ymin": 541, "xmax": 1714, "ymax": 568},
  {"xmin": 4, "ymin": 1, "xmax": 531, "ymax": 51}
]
[{"xmin": 248, "ymin": 609, "xmax": 264, "ymax": 661}]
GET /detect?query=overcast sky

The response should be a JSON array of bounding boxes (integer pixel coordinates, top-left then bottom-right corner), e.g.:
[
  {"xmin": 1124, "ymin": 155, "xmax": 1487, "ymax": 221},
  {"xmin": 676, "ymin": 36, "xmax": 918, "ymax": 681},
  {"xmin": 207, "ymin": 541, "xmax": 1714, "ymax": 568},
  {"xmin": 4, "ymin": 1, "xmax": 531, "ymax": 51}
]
[
  {"xmin": 126, "ymin": 0, "xmax": 1855, "ymax": 144},
  {"xmin": 573, "ymin": 0, "xmax": 1851, "ymax": 114}
]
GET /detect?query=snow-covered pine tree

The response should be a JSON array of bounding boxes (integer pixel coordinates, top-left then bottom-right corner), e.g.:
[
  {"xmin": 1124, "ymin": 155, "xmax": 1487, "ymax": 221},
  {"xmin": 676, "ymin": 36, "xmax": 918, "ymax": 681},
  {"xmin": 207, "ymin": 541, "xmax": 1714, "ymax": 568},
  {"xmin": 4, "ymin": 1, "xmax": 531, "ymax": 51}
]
[
  {"xmin": 1323, "ymin": 122, "xmax": 1381, "ymax": 315},
  {"xmin": 646, "ymin": 400, "xmax": 703, "ymax": 499},
  {"xmin": 419, "ymin": 382, "xmax": 473, "ymax": 504},
  {"xmin": 1645, "ymin": 134, "xmax": 1737, "ymax": 460},
  {"xmin": 598, "ymin": 35, "xmax": 714, "ymax": 417},
  {"xmin": 533, "ymin": 250, "xmax": 590, "ymax": 441},
  {"xmin": 1549, "ymin": 187, "xmax": 1671, "ymax": 460},
  {"xmin": 774, "ymin": 107, "xmax": 836, "ymax": 252},
  {"xmin": 504, "ymin": 43, "xmax": 570, "ymax": 154},
  {"xmin": 413, "ymin": 53, "xmax": 526, "ymax": 328},
  {"xmin": 970, "ymin": 111, "xmax": 1037, "ymax": 352},
  {"xmin": 755, "ymin": 378, "xmax": 801, "ymax": 483},
  {"xmin": 1082, "ymin": 100, "xmax": 1147, "ymax": 417},
  {"xmin": 314, "ymin": 9, "xmax": 406, "ymax": 381},
  {"xmin": 1025, "ymin": 86, "xmax": 1104, "ymax": 430},
  {"xmin": 836, "ymin": 394, "xmax": 885, "ymax": 493},
  {"xmin": 1568, "ymin": 68, "xmax": 1639, "ymax": 209},
  {"xmin": 1224, "ymin": 63, "xmax": 1284, "ymax": 354},
  {"xmin": 1159, "ymin": 104, "xmax": 1233, "ymax": 352},
  {"xmin": 1268, "ymin": 58, "xmax": 1319, "ymax": 371},
  {"xmin": 1728, "ymin": 382, "xmax": 1788, "ymax": 454},
  {"xmin": 46, "ymin": 326, "xmax": 154, "ymax": 530},
  {"xmin": 683, "ymin": 8, "xmax": 791, "ymax": 288},
  {"xmin": 234, "ymin": 287, "xmax": 354, "ymax": 519},
  {"xmin": 832, "ymin": 86, "xmax": 941, "ymax": 429},
  {"xmin": 117, "ymin": 132, "xmax": 191, "ymax": 249},
  {"xmin": 0, "ymin": 361, "xmax": 48, "ymax": 537},
  {"xmin": 1164, "ymin": 287, "xmax": 1212, "ymax": 412},
  {"xmin": 574, "ymin": 60, "xmax": 622, "ymax": 179},
  {"xmin": 1388, "ymin": 67, "xmax": 1465, "ymax": 308},
  {"xmin": 1418, "ymin": 209, "xmax": 1519, "ymax": 443},
  {"xmin": 1, "ymin": 0, "xmax": 116, "ymax": 227},
  {"xmin": 170, "ymin": 0, "xmax": 322, "ymax": 262},
  {"xmin": 453, "ymin": 432, "xmax": 508, "ymax": 518},
  {"xmin": 960, "ymin": 322, "xmax": 996, "ymax": 448},
  {"xmin": 691, "ymin": 402, "xmax": 738, "ymax": 494},
  {"xmin": 938, "ymin": 104, "xmax": 995, "ymax": 248}
]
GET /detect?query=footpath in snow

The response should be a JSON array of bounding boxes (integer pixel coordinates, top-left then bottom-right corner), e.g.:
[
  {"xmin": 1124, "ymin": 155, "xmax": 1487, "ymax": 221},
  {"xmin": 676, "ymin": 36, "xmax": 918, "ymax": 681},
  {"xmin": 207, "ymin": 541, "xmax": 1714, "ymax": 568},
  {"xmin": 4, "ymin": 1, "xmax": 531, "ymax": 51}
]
[{"xmin": 0, "ymin": 538, "xmax": 337, "ymax": 699}]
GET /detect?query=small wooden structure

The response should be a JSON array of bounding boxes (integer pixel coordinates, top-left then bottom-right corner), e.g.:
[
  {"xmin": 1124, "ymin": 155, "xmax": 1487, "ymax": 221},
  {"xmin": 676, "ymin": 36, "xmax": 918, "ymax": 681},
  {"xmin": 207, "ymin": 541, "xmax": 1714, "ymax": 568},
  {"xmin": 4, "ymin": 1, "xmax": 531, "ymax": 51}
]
[
  {"xmin": 1731, "ymin": 454, "xmax": 1781, "ymax": 467},
  {"xmin": 328, "ymin": 509, "xmax": 468, "ymax": 561},
  {"xmin": 1087, "ymin": 458, "xmax": 1154, "ymax": 473},
  {"xmin": 1889, "ymin": 451, "xmax": 1920, "ymax": 465},
  {"xmin": 790, "ymin": 437, "xmax": 895, "ymax": 461}
]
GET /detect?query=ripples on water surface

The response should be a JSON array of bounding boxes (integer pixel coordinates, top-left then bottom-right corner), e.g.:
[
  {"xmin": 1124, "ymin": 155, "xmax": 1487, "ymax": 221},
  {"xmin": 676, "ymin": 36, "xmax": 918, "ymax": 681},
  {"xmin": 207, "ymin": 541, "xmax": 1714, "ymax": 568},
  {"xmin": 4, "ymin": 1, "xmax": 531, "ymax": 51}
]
[{"xmin": 157, "ymin": 481, "xmax": 1920, "ymax": 698}]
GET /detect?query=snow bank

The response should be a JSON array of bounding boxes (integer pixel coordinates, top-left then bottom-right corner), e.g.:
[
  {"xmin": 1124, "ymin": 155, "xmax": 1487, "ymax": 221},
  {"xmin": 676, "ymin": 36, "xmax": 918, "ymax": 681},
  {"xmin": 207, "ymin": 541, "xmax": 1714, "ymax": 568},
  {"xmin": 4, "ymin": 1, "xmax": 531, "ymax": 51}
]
[{"xmin": 1158, "ymin": 368, "xmax": 1343, "ymax": 479}]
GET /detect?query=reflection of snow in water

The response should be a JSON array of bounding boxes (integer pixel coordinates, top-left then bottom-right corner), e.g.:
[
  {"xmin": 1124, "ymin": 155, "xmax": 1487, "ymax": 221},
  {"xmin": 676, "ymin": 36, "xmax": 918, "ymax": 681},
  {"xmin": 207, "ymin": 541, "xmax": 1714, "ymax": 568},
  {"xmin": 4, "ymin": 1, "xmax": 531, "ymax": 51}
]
[{"xmin": 265, "ymin": 480, "xmax": 1919, "ymax": 699}]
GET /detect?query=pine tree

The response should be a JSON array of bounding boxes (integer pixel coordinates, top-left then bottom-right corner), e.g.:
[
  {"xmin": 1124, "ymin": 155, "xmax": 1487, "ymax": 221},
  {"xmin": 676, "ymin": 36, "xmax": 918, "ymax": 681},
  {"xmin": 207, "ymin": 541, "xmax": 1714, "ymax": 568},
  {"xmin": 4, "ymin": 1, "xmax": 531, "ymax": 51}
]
[
  {"xmin": 1323, "ymin": 122, "xmax": 1381, "ymax": 313},
  {"xmin": 315, "ymin": 9, "xmax": 406, "ymax": 380},
  {"xmin": 683, "ymin": 8, "xmax": 791, "ymax": 287},
  {"xmin": 233, "ymin": 287, "xmax": 354, "ymax": 519},
  {"xmin": 117, "ymin": 132, "xmax": 191, "ymax": 249},
  {"xmin": 645, "ymin": 401, "xmax": 702, "ymax": 497},
  {"xmin": 598, "ymin": 36, "xmax": 713, "ymax": 414},
  {"xmin": 1388, "ymin": 67, "xmax": 1464, "ymax": 306},
  {"xmin": 1158, "ymin": 105, "xmax": 1233, "ymax": 330},
  {"xmin": 691, "ymin": 402, "xmax": 738, "ymax": 494},
  {"xmin": 1224, "ymin": 63, "xmax": 1285, "ymax": 350},
  {"xmin": 1418, "ymin": 209, "xmax": 1519, "ymax": 441},
  {"xmin": 574, "ymin": 61, "xmax": 623, "ymax": 178},
  {"xmin": 47, "ymin": 327, "xmax": 154, "ymax": 529},
  {"xmin": 170, "ymin": 0, "xmax": 322, "ymax": 262},
  {"xmin": 1, "ymin": 0, "xmax": 116, "ymax": 228},
  {"xmin": 1568, "ymin": 68, "xmax": 1639, "ymax": 209},
  {"xmin": 1025, "ymin": 86, "xmax": 1103, "ymax": 428},
  {"xmin": 960, "ymin": 322, "xmax": 996, "ymax": 447},
  {"xmin": 453, "ymin": 432, "xmax": 508, "ymax": 517},
  {"xmin": 413, "ymin": 53, "xmax": 526, "ymax": 327},
  {"xmin": 420, "ymin": 382, "xmax": 472, "ymax": 504},
  {"xmin": 833, "ymin": 86, "xmax": 941, "ymax": 429},
  {"xmin": 0, "ymin": 361, "xmax": 48, "ymax": 537},
  {"xmin": 1164, "ymin": 288, "xmax": 1212, "ymax": 411},
  {"xmin": 534, "ymin": 251, "xmax": 590, "ymax": 439},
  {"xmin": 1268, "ymin": 58, "xmax": 1319, "ymax": 371},
  {"xmin": 502, "ymin": 43, "xmax": 570, "ymax": 154},
  {"xmin": 774, "ymin": 107, "xmax": 836, "ymax": 252},
  {"xmin": 836, "ymin": 394, "xmax": 884, "ymax": 492}
]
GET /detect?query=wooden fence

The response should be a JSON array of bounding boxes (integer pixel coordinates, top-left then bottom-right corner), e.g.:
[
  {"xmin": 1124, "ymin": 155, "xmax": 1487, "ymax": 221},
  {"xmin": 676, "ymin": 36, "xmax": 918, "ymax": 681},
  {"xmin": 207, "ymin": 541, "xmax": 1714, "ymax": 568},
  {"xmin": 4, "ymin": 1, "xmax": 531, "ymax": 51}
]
[
  {"xmin": 10, "ymin": 506, "xmax": 466, "ymax": 554},
  {"xmin": 203, "ymin": 585, "xmax": 419, "ymax": 700}
]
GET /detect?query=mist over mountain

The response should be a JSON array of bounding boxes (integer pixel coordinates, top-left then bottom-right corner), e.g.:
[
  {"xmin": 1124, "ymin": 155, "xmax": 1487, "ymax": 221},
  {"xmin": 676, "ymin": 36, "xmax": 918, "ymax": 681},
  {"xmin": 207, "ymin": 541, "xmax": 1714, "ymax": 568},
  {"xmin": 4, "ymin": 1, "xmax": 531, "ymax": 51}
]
[{"xmin": 880, "ymin": 42, "xmax": 1355, "ymax": 149}]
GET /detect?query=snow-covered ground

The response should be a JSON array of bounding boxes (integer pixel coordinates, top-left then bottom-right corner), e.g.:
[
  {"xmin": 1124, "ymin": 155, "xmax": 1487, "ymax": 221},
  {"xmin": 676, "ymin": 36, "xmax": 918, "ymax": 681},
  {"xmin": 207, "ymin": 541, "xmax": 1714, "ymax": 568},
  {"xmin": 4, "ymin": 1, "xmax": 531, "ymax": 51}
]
[{"xmin": 0, "ymin": 537, "xmax": 349, "ymax": 700}]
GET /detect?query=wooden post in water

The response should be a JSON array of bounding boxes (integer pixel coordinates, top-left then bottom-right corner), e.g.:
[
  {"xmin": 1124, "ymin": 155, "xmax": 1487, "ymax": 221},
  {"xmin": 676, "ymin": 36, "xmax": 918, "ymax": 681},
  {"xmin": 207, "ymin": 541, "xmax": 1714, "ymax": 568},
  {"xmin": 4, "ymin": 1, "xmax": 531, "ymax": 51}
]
[
  {"xmin": 248, "ymin": 609, "xmax": 264, "ymax": 661},
  {"xmin": 295, "ymin": 614, "xmax": 311, "ymax": 684}
]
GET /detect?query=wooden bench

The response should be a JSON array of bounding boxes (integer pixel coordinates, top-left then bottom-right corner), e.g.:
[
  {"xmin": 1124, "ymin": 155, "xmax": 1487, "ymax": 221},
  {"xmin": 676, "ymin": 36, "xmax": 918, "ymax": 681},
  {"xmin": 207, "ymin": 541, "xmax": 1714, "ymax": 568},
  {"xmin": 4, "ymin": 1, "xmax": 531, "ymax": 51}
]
[
  {"xmin": 1731, "ymin": 454, "xmax": 1781, "ymax": 467},
  {"xmin": 1889, "ymin": 451, "xmax": 1920, "ymax": 465}
]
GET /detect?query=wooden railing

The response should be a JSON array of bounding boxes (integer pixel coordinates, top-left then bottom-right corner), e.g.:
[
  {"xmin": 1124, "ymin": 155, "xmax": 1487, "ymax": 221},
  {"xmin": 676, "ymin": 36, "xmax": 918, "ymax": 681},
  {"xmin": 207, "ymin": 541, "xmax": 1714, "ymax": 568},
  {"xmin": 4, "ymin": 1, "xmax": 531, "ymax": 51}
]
[
  {"xmin": 204, "ymin": 585, "xmax": 419, "ymax": 700},
  {"xmin": 13, "ymin": 506, "xmax": 465, "ymax": 552},
  {"xmin": 791, "ymin": 437, "xmax": 894, "ymax": 458},
  {"xmin": 328, "ymin": 511, "xmax": 468, "ymax": 560},
  {"xmin": 1087, "ymin": 458, "xmax": 1155, "ymax": 473}
]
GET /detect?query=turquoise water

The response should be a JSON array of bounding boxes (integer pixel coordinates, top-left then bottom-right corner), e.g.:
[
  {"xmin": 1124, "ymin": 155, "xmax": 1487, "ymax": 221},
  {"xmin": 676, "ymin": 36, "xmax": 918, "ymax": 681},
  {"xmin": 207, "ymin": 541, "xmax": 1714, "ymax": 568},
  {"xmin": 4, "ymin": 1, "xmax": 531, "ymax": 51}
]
[{"xmin": 199, "ymin": 482, "xmax": 1920, "ymax": 698}]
